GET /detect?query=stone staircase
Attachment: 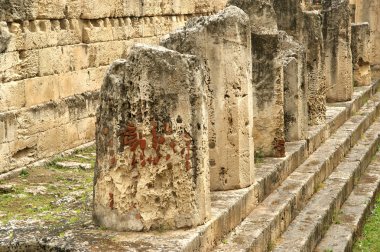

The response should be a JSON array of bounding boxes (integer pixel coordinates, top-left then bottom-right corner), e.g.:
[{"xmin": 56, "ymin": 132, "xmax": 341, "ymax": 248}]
[
  {"xmin": 212, "ymin": 79, "xmax": 380, "ymax": 252},
  {"xmin": 2, "ymin": 60, "xmax": 379, "ymax": 252},
  {"xmin": 58, "ymin": 78, "xmax": 380, "ymax": 252}
]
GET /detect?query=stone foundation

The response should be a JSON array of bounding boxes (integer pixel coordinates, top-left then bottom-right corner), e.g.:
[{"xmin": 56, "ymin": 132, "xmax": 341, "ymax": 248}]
[{"xmin": 93, "ymin": 44, "xmax": 210, "ymax": 231}]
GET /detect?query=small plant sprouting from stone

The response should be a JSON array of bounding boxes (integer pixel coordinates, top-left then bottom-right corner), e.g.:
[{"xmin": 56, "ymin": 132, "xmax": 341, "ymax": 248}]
[
  {"xmin": 19, "ymin": 169, "xmax": 29, "ymax": 178},
  {"xmin": 255, "ymin": 150, "xmax": 265, "ymax": 164},
  {"xmin": 332, "ymin": 210, "xmax": 342, "ymax": 225},
  {"xmin": 324, "ymin": 249, "xmax": 333, "ymax": 252}
]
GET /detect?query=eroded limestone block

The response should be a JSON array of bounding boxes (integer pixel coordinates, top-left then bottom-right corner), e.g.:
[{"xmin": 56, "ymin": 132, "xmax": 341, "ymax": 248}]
[
  {"xmin": 161, "ymin": 6, "xmax": 254, "ymax": 191},
  {"xmin": 228, "ymin": 0, "xmax": 278, "ymax": 32},
  {"xmin": 302, "ymin": 11, "xmax": 326, "ymax": 125},
  {"xmin": 94, "ymin": 44, "xmax": 210, "ymax": 231},
  {"xmin": 280, "ymin": 34, "xmax": 308, "ymax": 141},
  {"xmin": 251, "ymin": 31, "xmax": 285, "ymax": 157},
  {"xmin": 323, "ymin": 0, "xmax": 353, "ymax": 102},
  {"xmin": 351, "ymin": 23, "xmax": 371, "ymax": 86}
]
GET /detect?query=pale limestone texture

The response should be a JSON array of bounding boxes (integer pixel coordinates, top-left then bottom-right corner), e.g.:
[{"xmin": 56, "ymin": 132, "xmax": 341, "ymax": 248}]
[
  {"xmin": 351, "ymin": 23, "xmax": 371, "ymax": 86},
  {"xmin": 93, "ymin": 44, "xmax": 210, "ymax": 231},
  {"xmin": 0, "ymin": 0, "xmax": 228, "ymax": 174},
  {"xmin": 161, "ymin": 6, "xmax": 254, "ymax": 191},
  {"xmin": 301, "ymin": 11, "xmax": 327, "ymax": 125},
  {"xmin": 228, "ymin": 0, "xmax": 278, "ymax": 32},
  {"xmin": 323, "ymin": 0, "xmax": 353, "ymax": 102}
]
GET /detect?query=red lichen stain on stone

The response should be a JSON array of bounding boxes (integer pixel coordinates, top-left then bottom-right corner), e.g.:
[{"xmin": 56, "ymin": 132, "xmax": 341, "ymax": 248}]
[
  {"xmin": 122, "ymin": 121, "xmax": 193, "ymax": 168},
  {"xmin": 273, "ymin": 138, "xmax": 286, "ymax": 157},
  {"xmin": 109, "ymin": 193, "xmax": 114, "ymax": 209},
  {"xmin": 164, "ymin": 123, "xmax": 172, "ymax": 134},
  {"xmin": 169, "ymin": 141, "xmax": 176, "ymax": 153},
  {"xmin": 158, "ymin": 136, "xmax": 165, "ymax": 144},
  {"xmin": 140, "ymin": 139, "xmax": 146, "ymax": 150},
  {"xmin": 110, "ymin": 156, "xmax": 116, "ymax": 168},
  {"xmin": 153, "ymin": 156, "xmax": 161, "ymax": 165}
]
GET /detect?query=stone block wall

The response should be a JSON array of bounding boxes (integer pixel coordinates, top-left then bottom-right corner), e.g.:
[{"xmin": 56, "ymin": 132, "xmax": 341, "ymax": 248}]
[{"xmin": 0, "ymin": 0, "xmax": 227, "ymax": 173}]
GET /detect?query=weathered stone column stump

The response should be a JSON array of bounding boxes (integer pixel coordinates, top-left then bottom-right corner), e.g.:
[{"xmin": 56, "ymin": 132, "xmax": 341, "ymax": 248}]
[
  {"xmin": 302, "ymin": 11, "xmax": 327, "ymax": 125},
  {"xmin": 351, "ymin": 23, "xmax": 372, "ymax": 86},
  {"xmin": 161, "ymin": 6, "xmax": 255, "ymax": 191},
  {"xmin": 281, "ymin": 33, "xmax": 308, "ymax": 141},
  {"xmin": 230, "ymin": 0, "xmax": 286, "ymax": 157},
  {"xmin": 323, "ymin": 0, "xmax": 354, "ymax": 102},
  {"xmin": 93, "ymin": 44, "xmax": 211, "ymax": 231}
]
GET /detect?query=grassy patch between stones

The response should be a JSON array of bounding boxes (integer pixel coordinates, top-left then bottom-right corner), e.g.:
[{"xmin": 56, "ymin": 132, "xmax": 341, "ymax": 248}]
[
  {"xmin": 354, "ymin": 196, "xmax": 380, "ymax": 252},
  {"xmin": 0, "ymin": 146, "xmax": 95, "ymax": 227}
]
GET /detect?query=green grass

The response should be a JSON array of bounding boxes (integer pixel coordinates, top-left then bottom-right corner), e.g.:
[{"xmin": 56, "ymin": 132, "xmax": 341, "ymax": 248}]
[
  {"xmin": 354, "ymin": 196, "xmax": 380, "ymax": 252},
  {"xmin": 0, "ymin": 145, "xmax": 95, "ymax": 226}
]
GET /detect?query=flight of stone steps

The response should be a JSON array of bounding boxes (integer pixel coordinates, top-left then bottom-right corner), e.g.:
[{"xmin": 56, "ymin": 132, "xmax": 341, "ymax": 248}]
[
  {"xmin": 212, "ymin": 79, "xmax": 380, "ymax": 252},
  {"xmin": 58, "ymin": 78, "xmax": 380, "ymax": 252}
]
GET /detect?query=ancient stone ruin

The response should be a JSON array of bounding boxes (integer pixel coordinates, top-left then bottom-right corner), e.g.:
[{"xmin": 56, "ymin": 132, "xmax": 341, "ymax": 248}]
[
  {"xmin": 1, "ymin": 0, "xmax": 380, "ymax": 251},
  {"xmin": 94, "ymin": 44, "xmax": 210, "ymax": 231},
  {"xmin": 161, "ymin": 6, "xmax": 255, "ymax": 191}
]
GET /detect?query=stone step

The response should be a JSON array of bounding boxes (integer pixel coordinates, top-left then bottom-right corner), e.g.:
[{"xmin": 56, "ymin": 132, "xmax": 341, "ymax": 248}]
[
  {"xmin": 271, "ymin": 118, "xmax": 380, "ymax": 252},
  {"xmin": 315, "ymin": 154, "xmax": 380, "ymax": 252},
  {"xmin": 212, "ymin": 91, "xmax": 380, "ymax": 252}
]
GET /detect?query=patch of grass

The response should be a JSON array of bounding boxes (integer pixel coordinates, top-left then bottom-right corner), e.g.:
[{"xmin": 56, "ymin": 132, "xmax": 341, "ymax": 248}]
[
  {"xmin": 19, "ymin": 169, "xmax": 29, "ymax": 178},
  {"xmin": 354, "ymin": 197, "xmax": 380, "ymax": 252},
  {"xmin": 332, "ymin": 210, "xmax": 342, "ymax": 225},
  {"xmin": 0, "ymin": 145, "xmax": 95, "ymax": 226}
]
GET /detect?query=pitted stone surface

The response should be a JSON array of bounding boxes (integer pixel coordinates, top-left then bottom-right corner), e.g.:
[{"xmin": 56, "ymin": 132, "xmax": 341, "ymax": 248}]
[
  {"xmin": 94, "ymin": 44, "xmax": 210, "ymax": 231},
  {"xmin": 251, "ymin": 30, "xmax": 285, "ymax": 157},
  {"xmin": 280, "ymin": 33, "xmax": 308, "ymax": 141},
  {"xmin": 0, "ymin": 22, "xmax": 11, "ymax": 53},
  {"xmin": 302, "ymin": 11, "xmax": 327, "ymax": 125},
  {"xmin": 228, "ymin": 0, "xmax": 278, "ymax": 32},
  {"xmin": 354, "ymin": 0, "xmax": 380, "ymax": 66},
  {"xmin": 351, "ymin": 23, "xmax": 371, "ymax": 86},
  {"xmin": 161, "ymin": 6, "xmax": 255, "ymax": 191},
  {"xmin": 323, "ymin": 0, "xmax": 354, "ymax": 102}
]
